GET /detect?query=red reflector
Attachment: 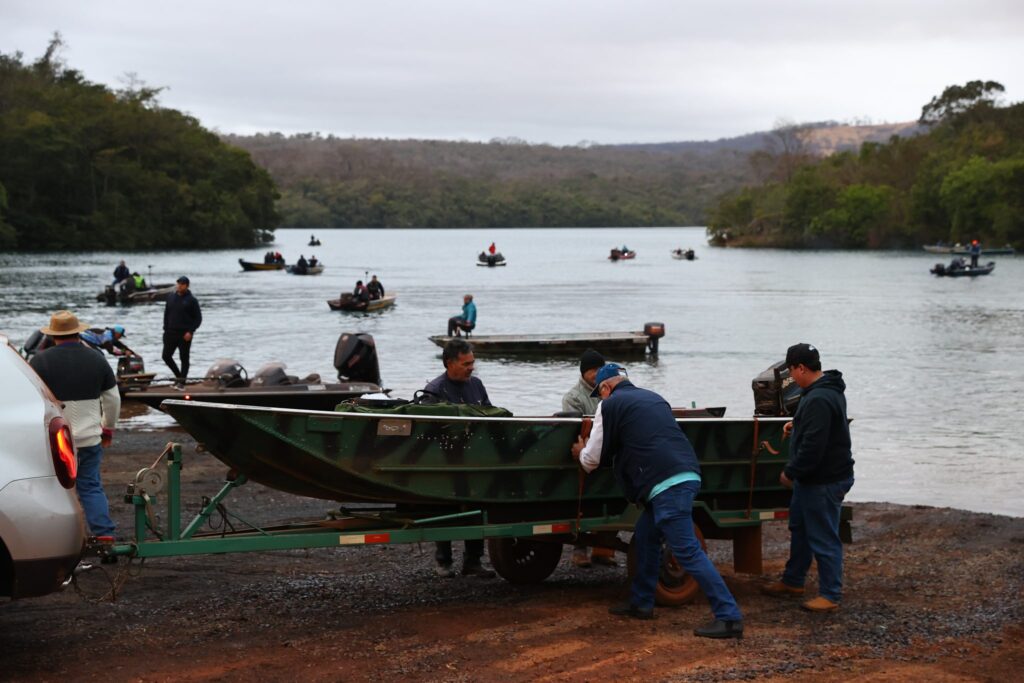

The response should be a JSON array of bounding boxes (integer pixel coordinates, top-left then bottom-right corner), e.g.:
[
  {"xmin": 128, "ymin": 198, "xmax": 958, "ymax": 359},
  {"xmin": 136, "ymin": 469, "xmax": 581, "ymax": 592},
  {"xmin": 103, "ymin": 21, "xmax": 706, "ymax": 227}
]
[
  {"xmin": 48, "ymin": 417, "xmax": 77, "ymax": 489},
  {"xmin": 184, "ymin": 394, "xmax": 192, "ymax": 400},
  {"xmin": 550, "ymin": 523, "xmax": 571, "ymax": 533},
  {"xmin": 364, "ymin": 533, "xmax": 390, "ymax": 544},
  {"xmin": 774, "ymin": 511, "xmax": 789, "ymax": 519}
]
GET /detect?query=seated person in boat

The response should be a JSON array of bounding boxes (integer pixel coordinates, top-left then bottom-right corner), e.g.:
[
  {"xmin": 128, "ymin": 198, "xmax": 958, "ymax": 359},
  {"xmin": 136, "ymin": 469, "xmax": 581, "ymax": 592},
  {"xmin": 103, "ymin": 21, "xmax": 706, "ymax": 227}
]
[
  {"xmin": 447, "ymin": 294, "xmax": 476, "ymax": 336},
  {"xmin": 263, "ymin": 251, "xmax": 274, "ymax": 264},
  {"xmin": 309, "ymin": 255, "xmax": 318, "ymax": 267},
  {"xmin": 367, "ymin": 275, "xmax": 385, "ymax": 300},
  {"xmin": 295, "ymin": 254, "xmax": 309, "ymax": 273},
  {"xmin": 422, "ymin": 338, "xmax": 495, "ymax": 579},
  {"xmin": 949, "ymin": 256, "xmax": 966, "ymax": 271},
  {"xmin": 350, "ymin": 280, "xmax": 370, "ymax": 309}
]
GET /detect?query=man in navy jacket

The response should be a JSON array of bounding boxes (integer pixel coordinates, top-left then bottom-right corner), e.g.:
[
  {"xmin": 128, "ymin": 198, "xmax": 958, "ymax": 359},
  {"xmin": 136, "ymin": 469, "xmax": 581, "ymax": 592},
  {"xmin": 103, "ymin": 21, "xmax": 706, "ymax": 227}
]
[
  {"xmin": 162, "ymin": 276, "xmax": 202, "ymax": 385},
  {"xmin": 572, "ymin": 364, "xmax": 743, "ymax": 639},
  {"xmin": 764, "ymin": 343, "xmax": 854, "ymax": 612}
]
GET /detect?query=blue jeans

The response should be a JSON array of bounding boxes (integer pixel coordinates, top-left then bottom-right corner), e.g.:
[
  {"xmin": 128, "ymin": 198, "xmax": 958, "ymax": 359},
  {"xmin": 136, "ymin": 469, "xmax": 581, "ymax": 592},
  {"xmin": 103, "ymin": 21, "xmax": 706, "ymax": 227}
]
[
  {"xmin": 632, "ymin": 480, "xmax": 742, "ymax": 621},
  {"xmin": 782, "ymin": 476, "xmax": 854, "ymax": 602},
  {"xmin": 76, "ymin": 444, "xmax": 116, "ymax": 537}
]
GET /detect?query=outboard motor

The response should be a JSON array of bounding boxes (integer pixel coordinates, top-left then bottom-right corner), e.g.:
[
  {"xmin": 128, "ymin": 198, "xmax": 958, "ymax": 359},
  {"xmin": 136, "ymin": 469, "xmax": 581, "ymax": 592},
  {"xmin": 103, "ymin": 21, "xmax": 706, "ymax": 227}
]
[
  {"xmin": 21, "ymin": 330, "xmax": 45, "ymax": 357},
  {"xmin": 752, "ymin": 361, "xmax": 803, "ymax": 416},
  {"xmin": 644, "ymin": 322, "xmax": 666, "ymax": 353},
  {"xmin": 204, "ymin": 359, "xmax": 248, "ymax": 387},
  {"xmin": 334, "ymin": 332, "xmax": 382, "ymax": 385},
  {"xmin": 250, "ymin": 362, "xmax": 292, "ymax": 387},
  {"xmin": 117, "ymin": 355, "xmax": 146, "ymax": 377}
]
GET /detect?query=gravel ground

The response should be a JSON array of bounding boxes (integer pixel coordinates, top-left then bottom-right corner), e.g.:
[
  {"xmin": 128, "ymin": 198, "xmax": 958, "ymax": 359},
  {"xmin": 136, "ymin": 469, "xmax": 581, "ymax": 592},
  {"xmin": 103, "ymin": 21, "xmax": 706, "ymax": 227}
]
[{"xmin": 2, "ymin": 427, "xmax": 1022, "ymax": 682}]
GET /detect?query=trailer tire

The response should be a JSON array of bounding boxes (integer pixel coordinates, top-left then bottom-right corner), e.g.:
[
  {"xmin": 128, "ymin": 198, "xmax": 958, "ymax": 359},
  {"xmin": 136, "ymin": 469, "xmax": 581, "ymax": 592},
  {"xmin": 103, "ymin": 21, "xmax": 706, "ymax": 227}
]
[
  {"xmin": 626, "ymin": 523, "xmax": 707, "ymax": 606},
  {"xmin": 487, "ymin": 537, "xmax": 563, "ymax": 584}
]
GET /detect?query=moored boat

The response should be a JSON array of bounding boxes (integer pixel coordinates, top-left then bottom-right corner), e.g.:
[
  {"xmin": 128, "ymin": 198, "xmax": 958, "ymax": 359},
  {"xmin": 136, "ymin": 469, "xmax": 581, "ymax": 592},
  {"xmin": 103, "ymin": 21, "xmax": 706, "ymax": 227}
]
[
  {"xmin": 327, "ymin": 293, "xmax": 397, "ymax": 312},
  {"xmin": 428, "ymin": 322, "xmax": 665, "ymax": 357}
]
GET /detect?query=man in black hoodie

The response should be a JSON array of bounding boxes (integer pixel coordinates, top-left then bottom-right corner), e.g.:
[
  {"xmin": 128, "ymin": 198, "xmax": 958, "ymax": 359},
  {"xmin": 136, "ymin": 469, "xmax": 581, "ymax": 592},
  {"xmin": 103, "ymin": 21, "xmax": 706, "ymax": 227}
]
[
  {"xmin": 162, "ymin": 276, "xmax": 202, "ymax": 386},
  {"xmin": 764, "ymin": 343, "xmax": 854, "ymax": 612}
]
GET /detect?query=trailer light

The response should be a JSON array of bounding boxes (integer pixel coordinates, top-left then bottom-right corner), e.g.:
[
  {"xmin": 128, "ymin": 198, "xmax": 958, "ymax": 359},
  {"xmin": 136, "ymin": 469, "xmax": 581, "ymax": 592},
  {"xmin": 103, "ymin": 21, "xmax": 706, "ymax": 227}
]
[{"xmin": 48, "ymin": 417, "xmax": 77, "ymax": 488}]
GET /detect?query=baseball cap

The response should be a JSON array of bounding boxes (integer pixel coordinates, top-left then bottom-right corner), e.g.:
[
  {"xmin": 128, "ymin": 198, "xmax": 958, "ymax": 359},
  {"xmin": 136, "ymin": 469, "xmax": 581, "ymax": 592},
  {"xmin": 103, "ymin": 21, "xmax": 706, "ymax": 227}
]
[
  {"xmin": 176, "ymin": 275, "xmax": 190, "ymax": 284},
  {"xmin": 785, "ymin": 343, "xmax": 819, "ymax": 368},
  {"xmin": 112, "ymin": 325, "xmax": 126, "ymax": 336},
  {"xmin": 590, "ymin": 363, "xmax": 626, "ymax": 396}
]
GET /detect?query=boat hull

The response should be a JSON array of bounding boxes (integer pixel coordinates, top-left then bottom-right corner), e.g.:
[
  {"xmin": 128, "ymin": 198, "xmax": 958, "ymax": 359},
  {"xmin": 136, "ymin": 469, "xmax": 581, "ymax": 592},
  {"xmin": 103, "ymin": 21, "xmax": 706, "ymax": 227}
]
[
  {"xmin": 327, "ymin": 294, "xmax": 397, "ymax": 312},
  {"xmin": 428, "ymin": 331, "xmax": 654, "ymax": 357},
  {"xmin": 287, "ymin": 265, "xmax": 325, "ymax": 275},
  {"xmin": 162, "ymin": 400, "xmax": 792, "ymax": 514},
  {"xmin": 239, "ymin": 259, "xmax": 286, "ymax": 271}
]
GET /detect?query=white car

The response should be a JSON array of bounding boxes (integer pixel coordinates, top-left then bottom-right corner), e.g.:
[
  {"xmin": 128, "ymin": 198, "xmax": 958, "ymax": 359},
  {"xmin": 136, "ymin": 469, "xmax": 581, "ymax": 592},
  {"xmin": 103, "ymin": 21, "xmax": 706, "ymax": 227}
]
[{"xmin": 0, "ymin": 333, "xmax": 86, "ymax": 599}]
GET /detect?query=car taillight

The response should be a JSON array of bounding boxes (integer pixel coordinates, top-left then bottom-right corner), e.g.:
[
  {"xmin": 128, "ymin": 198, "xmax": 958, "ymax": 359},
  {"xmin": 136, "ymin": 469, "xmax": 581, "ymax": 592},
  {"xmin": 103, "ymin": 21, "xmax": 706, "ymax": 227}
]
[{"xmin": 48, "ymin": 417, "xmax": 77, "ymax": 488}]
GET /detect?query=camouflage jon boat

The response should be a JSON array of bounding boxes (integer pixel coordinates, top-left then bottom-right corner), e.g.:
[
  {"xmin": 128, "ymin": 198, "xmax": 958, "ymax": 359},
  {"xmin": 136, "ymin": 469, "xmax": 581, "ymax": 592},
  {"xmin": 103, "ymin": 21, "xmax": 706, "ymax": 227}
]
[{"xmin": 161, "ymin": 400, "xmax": 792, "ymax": 521}]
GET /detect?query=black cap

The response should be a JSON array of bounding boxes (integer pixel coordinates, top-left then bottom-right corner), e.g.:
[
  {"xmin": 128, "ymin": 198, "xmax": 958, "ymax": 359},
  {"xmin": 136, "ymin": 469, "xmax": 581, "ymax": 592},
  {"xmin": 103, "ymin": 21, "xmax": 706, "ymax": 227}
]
[
  {"xmin": 176, "ymin": 276, "xmax": 190, "ymax": 284},
  {"xmin": 785, "ymin": 343, "xmax": 819, "ymax": 368},
  {"xmin": 579, "ymin": 348, "xmax": 605, "ymax": 374}
]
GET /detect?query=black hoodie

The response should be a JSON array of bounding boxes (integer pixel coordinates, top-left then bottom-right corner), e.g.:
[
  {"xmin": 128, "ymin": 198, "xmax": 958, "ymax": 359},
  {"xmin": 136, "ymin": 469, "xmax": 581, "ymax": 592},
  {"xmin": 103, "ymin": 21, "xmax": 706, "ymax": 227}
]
[{"xmin": 784, "ymin": 370, "xmax": 854, "ymax": 485}]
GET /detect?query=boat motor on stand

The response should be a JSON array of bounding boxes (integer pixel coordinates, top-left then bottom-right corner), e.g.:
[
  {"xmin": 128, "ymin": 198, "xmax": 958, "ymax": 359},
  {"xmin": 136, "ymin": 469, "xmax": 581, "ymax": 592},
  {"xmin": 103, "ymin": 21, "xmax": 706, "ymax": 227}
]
[
  {"xmin": 644, "ymin": 322, "xmax": 666, "ymax": 353},
  {"xmin": 334, "ymin": 332, "xmax": 382, "ymax": 386},
  {"xmin": 752, "ymin": 361, "xmax": 803, "ymax": 416}
]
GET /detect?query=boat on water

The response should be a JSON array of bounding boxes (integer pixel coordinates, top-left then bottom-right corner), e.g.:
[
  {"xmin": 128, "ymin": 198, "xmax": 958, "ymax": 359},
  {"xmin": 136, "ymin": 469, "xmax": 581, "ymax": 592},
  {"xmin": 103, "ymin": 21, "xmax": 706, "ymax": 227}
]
[
  {"xmin": 428, "ymin": 322, "xmax": 665, "ymax": 357},
  {"xmin": 287, "ymin": 263, "xmax": 325, "ymax": 275},
  {"xmin": 239, "ymin": 258, "xmax": 286, "ymax": 271},
  {"xmin": 97, "ymin": 282, "xmax": 176, "ymax": 305},
  {"xmin": 327, "ymin": 293, "xmax": 397, "ymax": 312},
  {"xmin": 930, "ymin": 261, "xmax": 996, "ymax": 277},
  {"xmin": 477, "ymin": 252, "xmax": 507, "ymax": 267},
  {"xmin": 161, "ymin": 398, "xmax": 791, "ymax": 513},
  {"xmin": 609, "ymin": 248, "xmax": 636, "ymax": 261},
  {"xmin": 123, "ymin": 332, "xmax": 386, "ymax": 411},
  {"xmin": 671, "ymin": 248, "xmax": 696, "ymax": 261}
]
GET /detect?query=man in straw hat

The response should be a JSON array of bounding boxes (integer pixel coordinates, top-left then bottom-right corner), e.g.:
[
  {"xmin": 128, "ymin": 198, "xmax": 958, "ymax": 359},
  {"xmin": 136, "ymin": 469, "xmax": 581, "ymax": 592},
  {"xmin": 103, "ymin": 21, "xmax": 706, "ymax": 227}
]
[{"xmin": 30, "ymin": 310, "xmax": 121, "ymax": 547}]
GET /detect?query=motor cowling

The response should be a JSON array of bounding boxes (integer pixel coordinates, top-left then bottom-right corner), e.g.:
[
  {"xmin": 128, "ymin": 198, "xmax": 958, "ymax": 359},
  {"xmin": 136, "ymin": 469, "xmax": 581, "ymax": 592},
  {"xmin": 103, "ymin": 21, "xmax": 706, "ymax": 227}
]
[
  {"xmin": 334, "ymin": 332, "xmax": 382, "ymax": 385},
  {"xmin": 644, "ymin": 322, "xmax": 665, "ymax": 353},
  {"xmin": 117, "ymin": 355, "xmax": 146, "ymax": 376},
  {"xmin": 204, "ymin": 359, "xmax": 248, "ymax": 387},
  {"xmin": 752, "ymin": 361, "xmax": 803, "ymax": 416}
]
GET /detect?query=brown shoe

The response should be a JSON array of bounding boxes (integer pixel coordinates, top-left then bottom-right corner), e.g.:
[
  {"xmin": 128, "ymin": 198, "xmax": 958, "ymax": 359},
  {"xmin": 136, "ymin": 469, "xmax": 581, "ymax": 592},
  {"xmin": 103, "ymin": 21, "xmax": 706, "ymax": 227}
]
[
  {"xmin": 762, "ymin": 581, "xmax": 805, "ymax": 597},
  {"xmin": 801, "ymin": 596, "xmax": 840, "ymax": 612}
]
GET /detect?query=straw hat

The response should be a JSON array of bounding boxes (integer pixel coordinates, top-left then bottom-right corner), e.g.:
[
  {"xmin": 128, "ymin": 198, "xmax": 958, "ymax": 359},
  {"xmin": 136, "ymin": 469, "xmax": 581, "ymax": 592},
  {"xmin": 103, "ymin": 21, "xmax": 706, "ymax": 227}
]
[{"xmin": 40, "ymin": 310, "xmax": 89, "ymax": 336}]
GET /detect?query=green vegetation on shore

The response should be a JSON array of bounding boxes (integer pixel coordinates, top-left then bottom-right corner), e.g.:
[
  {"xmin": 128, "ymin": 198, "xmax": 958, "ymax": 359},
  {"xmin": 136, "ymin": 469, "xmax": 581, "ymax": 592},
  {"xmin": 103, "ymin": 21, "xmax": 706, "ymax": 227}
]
[
  {"xmin": 0, "ymin": 37, "xmax": 279, "ymax": 251},
  {"xmin": 708, "ymin": 82, "xmax": 1024, "ymax": 249}
]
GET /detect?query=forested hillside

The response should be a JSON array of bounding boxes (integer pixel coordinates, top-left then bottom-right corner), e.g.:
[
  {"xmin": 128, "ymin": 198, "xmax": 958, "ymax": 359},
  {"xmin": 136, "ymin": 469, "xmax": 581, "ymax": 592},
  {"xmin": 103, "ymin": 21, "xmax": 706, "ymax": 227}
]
[
  {"xmin": 708, "ymin": 82, "xmax": 1023, "ymax": 249},
  {"xmin": 0, "ymin": 38, "xmax": 279, "ymax": 250}
]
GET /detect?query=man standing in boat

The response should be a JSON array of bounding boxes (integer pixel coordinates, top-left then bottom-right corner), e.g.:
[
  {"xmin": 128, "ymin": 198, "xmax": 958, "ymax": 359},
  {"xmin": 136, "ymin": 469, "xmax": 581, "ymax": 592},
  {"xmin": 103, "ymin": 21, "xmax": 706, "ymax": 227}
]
[
  {"xmin": 162, "ymin": 276, "xmax": 202, "ymax": 387},
  {"xmin": 572, "ymin": 363, "xmax": 744, "ymax": 639},
  {"xmin": 422, "ymin": 338, "xmax": 495, "ymax": 578},
  {"xmin": 969, "ymin": 239, "xmax": 982, "ymax": 268},
  {"xmin": 763, "ymin": 343, "xmax": 854, "ymax": 612},
  {"xmin": 562, "ymin": 349, "xmax": 619, "ymax": 568},
  {"xmin": 367, "ymin": 275, "xmax": 385, "ymax": 300},
  {"xmin": 447, "ymin": 294, "xmax": 477, "ymax": 337}
]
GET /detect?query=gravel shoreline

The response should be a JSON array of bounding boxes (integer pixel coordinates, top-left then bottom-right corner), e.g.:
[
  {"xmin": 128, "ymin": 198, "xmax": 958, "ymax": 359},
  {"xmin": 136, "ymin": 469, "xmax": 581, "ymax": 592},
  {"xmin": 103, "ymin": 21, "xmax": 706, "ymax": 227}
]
[{"xmin": 2, "ymin": 426, "xmax": 1022, "ymax": 681}]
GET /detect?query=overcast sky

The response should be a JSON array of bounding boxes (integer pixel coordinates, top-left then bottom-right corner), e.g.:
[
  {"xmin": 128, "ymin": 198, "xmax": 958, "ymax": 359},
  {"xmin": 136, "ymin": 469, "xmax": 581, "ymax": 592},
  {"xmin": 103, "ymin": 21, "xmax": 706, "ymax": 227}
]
[{"xmin": 3, "ymin": 1, "xmax": 1021, "ymax": 145}]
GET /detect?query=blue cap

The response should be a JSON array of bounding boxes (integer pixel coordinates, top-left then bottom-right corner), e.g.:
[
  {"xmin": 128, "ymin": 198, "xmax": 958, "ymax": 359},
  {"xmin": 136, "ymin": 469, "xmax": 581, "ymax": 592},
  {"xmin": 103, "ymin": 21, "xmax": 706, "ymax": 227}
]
[
  {"xmin": 590, "ymin": 363, "xmax": 626, "ymax": 396},
  {"xmin": 112, "ymin": 325, "xmax": 125, "ymax": 336}
]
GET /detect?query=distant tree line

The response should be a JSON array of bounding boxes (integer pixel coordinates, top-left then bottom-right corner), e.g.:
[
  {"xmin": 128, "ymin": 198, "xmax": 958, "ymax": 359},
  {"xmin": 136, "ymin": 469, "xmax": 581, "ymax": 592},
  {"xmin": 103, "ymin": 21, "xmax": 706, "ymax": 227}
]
[
  {"xmin": 0, "ymin": 36, "xmax": 279, "ymax": 251},
  {"xmin": 708, "ymin": 81, "xmax": 1023, "ymax": 249},
  {"xmin": 224, "ymin": 133, "xmax": 759, "ymax": 229}
]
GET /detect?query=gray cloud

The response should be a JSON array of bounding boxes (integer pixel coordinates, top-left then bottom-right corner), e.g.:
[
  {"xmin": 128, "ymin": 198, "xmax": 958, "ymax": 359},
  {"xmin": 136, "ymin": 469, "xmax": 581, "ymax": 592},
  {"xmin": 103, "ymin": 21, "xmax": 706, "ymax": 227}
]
[{"xmin": 3, "ymin": 0, "xmax": 1021, "ymax": 144}]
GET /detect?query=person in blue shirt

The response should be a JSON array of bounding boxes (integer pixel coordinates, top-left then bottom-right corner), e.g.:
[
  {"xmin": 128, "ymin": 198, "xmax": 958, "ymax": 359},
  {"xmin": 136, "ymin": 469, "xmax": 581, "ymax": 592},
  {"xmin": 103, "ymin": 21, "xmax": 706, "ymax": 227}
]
[
  {"xmin": 447, "ymin": 293, "xmax": 477, "ymax": 337},
  {"xmin": 572, "ymin": 363, "xmax": 744, "ymax": 639},
  {"xmin": 969, "ymin": 239, "xmax": 982, "ymax": 267},
  {"xmin": 80, "ymin": 325, "xmax": 133, "ymax": 357},
  {"xmin": 112, "ymin": 260, "xmax": 130, "ymax": 284}
]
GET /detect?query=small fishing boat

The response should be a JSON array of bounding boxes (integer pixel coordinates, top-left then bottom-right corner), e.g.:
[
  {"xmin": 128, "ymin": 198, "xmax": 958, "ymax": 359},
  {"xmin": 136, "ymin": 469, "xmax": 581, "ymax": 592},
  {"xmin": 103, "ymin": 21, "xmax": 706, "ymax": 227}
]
[
  {"xmin": 97, "ymin": 282, "xmax": 176, "ymax": 305},
  {"xmin": 609, "ymin": 248, "xmax": 636, "ymax": 261},
  {"xmin": 930, "ymin": 261, "xmax": 996, "ymax": 277},
  {"xmin": 671, "ymin": 248, "xmax": 696, "ymax": 261},
  {"xmin": 327, "ymin": 293, "xmax": 397, "ymax": 312},
  {"xmin": 239, "ymin": 258, "xmax": 286, "ymax": 271},
  {"xmin": 124, "ymin": 333, "xmax": 386, "ymax": 411},
  {"xmin": 477, "ymin": 252, "xmax": 507, "ymax": 267},
  {"xmin": 287, "ymin": 263, "xmax": 325, "ymax": 275},
  {"xmin": 429, "ymin": 322, "xmax": 665, "ymax": 357}
]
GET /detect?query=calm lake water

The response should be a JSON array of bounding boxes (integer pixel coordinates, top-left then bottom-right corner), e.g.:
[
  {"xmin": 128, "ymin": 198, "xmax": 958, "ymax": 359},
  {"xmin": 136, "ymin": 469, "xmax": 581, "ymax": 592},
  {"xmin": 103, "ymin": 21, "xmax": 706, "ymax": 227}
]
[{"xmin": 2, "ymin": 227, "xmax": 1022, "ymax": 517}]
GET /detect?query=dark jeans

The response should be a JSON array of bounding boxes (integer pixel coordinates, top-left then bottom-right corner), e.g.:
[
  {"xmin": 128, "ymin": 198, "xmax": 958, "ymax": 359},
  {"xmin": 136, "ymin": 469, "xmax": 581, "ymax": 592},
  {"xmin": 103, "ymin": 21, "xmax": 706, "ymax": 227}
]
[
  {"xmin": 782, "ymin": 476, "xmax": 854, "ymax": 602},
  {"xmin": 162, "ymin": 331, "xmax": 192, "ymax": 380},
  {"xmin": 632, "ymin": 480, "xmax": 742, "ymax": 621},
  {"xmin": 447, "ymin": 317, "xmax": 475, "ymax": 336},
  {"xmin": 435, "ymin": 540, "xmax": 484, "ymax": 568},
  {"xmin": 77, "ymin": 444, "xmax": 116, "ymax": 536}
]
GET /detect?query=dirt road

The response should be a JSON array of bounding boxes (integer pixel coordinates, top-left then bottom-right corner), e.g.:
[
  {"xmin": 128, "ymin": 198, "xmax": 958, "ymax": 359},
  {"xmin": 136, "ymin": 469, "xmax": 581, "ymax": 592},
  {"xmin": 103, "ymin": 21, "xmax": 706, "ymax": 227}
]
[{"xmin": 2, "ymin": 429, "xmax": 1022, "ymax": 681}]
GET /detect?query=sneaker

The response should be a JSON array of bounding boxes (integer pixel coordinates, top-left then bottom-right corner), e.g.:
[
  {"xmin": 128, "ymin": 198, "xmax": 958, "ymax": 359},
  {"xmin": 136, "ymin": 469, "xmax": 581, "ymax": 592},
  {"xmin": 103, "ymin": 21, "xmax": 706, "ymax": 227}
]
[
  {"xmin": 608, "ymin": 601, "xmax": 654, "ymax": 620},
  {"xmin": 761, "ymin": 580, "xmax": 805, "ymax": 597},
  {"xmin": 693, "ymin": 619, "xmax": 744, "ymax": 639},
  {"xmin": 461, "ymin": 563, "xmax": 495, "ymax": 579},
  {"xmin": 435, "ymin": 563, "xmax": 456, "ymax": 578},
  {"xmin": 572, "ymin": 548, "xmax": 592, "ymax": 568},
  {"xmin": 801, "ymin": 596, "xmax": 840, "ymax": 612}
]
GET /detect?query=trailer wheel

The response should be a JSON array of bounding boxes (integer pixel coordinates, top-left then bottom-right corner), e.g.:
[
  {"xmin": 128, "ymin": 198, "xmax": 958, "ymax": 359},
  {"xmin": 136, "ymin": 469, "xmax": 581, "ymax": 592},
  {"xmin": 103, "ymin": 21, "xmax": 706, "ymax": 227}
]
[
  {"xmin": 626, "ymin": 523, "xmax": 707, "ymax": 606},
  {"xmin": 487, "ymin": 537, "xmax": 563, "ymax": 584}
]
